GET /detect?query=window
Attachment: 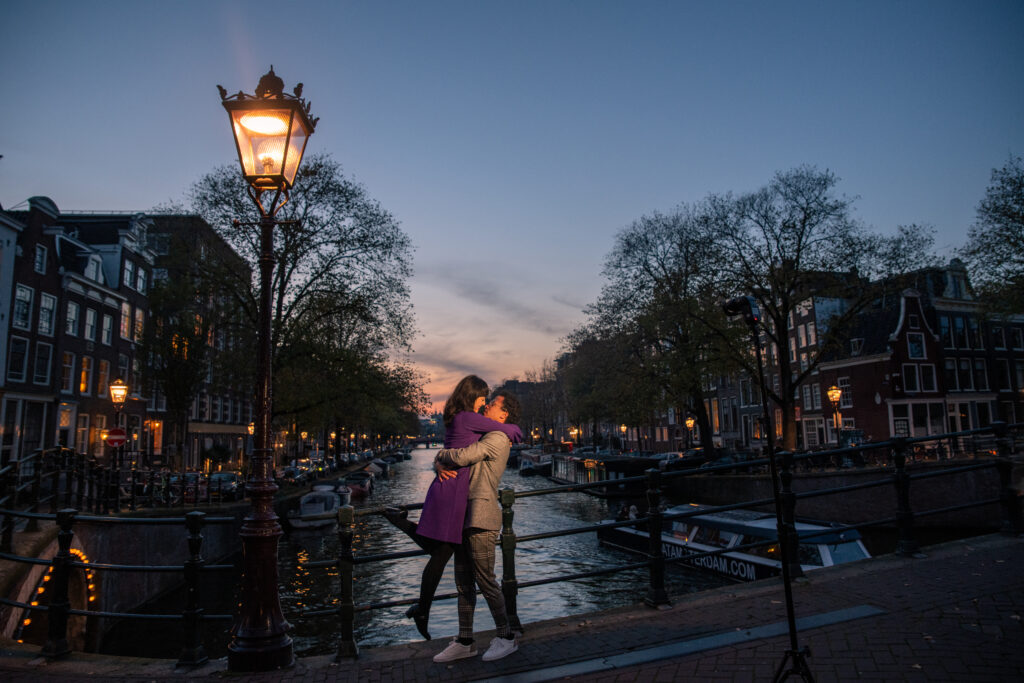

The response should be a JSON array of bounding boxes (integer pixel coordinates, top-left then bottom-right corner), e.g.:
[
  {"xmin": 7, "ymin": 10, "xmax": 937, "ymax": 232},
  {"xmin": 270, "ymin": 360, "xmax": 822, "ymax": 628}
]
[
  {"xmin": 123, "ymin": 260, "xmax": 135, "ymax": 289},
  {"xmin": 920, "ymin": 364, "xmax": 937, "ymax": 392},
  {"xmin": 118, "ymin": 354, "xmax": 130, "ymax": 385},
  {"xmin": 136, "ymin": 267, "xmax": 146, "ymax": 293},
  {"xmin": 953, "ymin": 317, "xmax": 967, "ymax": 348},
  {"xmin": 120, "ymin": 302, "xmax": 132, "ymax": 338},
  {"xmin": 7, "ymin": 337, "xmax": 29, "ymax": 382},
  {"xmin": 973, "ymin": 359, "xmax": 988, "ymax": 391},
  {"xmin": 993, "ymin": 327, "xmax": 1006, "ymax": 350},
  {"xmin": 92, "ymin": 415, "xmax": 106, "ymax": 457},
  {"xmin": 800, "ymin": 352, "xmax": 809, "ymax": 372},
  {"xmin": 76, "ymin": 415, "xmax": 90, "ymax": 454},
  {"xmin": 33, "ymin": 342, "xmax": 52, "ymax": 384},
  {"xmin": 79, "ymin": 356, "xmax": 93, "ymax": 395},
  {"xmin": 811, "ymin": 383, "xmax": 822, "ymax": 410},
  {"xmin": 134, "ymin": 308, "xmax": 144, "ymax": 341},
  {"xmin": 65, "ymin": 301, "xmax": 80, "ymax": 336},
  {"xmin": 101, "ymin": 314, "xmax": 113, "ymax": 345},
  {"xmin": 798, "ymin": 325, "xmax": 806, "ymax": 348},
  {"xmin": 968, "ymin": 318, "xmax": 983, "ymax": 349},
  {"xmin": 807, "ymin": 322, "xmax": 816, "ymax": 346},
  {"xmin": 908, "ymin": 314, "xmax": 919, "ymax": 329},
  {"xmin": 939, "ymin": 316, "xmax": 953, "ymax": 348},
  {"xmin": 789, "ymin": 337, "xmax": 797, "ymax": 362},
  {"xmin": 1014, "ymin": 328, "xmax": 1024, "ymax": 350},
  {"xmin": 997, "ymin": 359, "xmax": 1011, "ymax": 391},
  {"xmin": 850, "ymin": 338, "xmax": 863, "ymax": 356},
  {"xmin": 838, "ymin": 377, "xmax": 853, "ymax": 408},
  {"xmin": 1016, "ymin": 362, "xmax": 1024, "ymax": 391},
  {"xmin": 38, "ymin": 293, "xmax": 57, "ymax": 335},
  {"xmin": 83, "ymin": 308, "xmax": 97, "ymax": 341},
  {"xmin": 97, "ymin": 360, "xmax": 110, "ymax": 397},
  {"xmin": 906, "ymin": 332, "xmax": 926, "ymax": 359},
  {"xmin": 13, "ymin": 285, "xmax": 33, "ymax": 330},
  {"xmin": 84, "ymin": 258, "xmax": 101, "ymax": 282},
  {"xmin": 34, "ymin": 245, "xmax": 47, "ymax": 273},
  {"xmin": 945, "ymin": 359, "xmax": 959, "ymax": 391},
  {"xmin": 61, "ymin": 352, "xmax": 75, "ymax": 393},
  {"xmin": 802, "ymin": 385, "xmax": 813, "ymax": 408},
  {"xmin": 903, "ymin": 364, "xmax": 919, "ymax": 393},
  {"xmin": 958, "ymin": 359, "xmax": 973, "ymax": 391}
]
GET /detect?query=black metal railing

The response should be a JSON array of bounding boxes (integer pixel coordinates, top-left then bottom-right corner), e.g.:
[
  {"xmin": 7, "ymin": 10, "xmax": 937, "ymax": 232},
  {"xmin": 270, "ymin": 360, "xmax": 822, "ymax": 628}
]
[{"xmin": 1, "ymin": 424, "xmax": 1020, "ymax": 664}]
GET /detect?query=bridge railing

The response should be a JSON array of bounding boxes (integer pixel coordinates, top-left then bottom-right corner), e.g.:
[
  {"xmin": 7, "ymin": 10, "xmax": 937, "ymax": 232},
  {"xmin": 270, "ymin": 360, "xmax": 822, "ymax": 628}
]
[{"xmin": 1, "ymin": 423, "xmax": 1020, "ymax": 664}]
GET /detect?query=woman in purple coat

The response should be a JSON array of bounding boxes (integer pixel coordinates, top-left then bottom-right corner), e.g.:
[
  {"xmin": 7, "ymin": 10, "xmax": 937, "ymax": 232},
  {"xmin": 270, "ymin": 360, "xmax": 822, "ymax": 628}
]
[{"xmin": 385, "ymin": 375, "xmax": 522, "ymax": 640}]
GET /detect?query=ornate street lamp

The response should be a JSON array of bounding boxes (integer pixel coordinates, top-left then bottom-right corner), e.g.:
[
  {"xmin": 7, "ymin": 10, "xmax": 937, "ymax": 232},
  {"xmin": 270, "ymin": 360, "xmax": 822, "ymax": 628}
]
[
  {"xmin": 619, "ymin": 423, "xmax": 627, "ymax": 450},
  {"xmin": 219, "ymin": 66, "xmax": 317, "ymax": 672},
  {"xmin": 827, "ymin": 384, "xmax": 842, "ymax": 441},
  {"xmin": 685, "ymin": 416, "xmax": 696, "ymax": 450},
  {"xmin": 108, "ymin": 379, "xmax": 129, "ymax": 505}
]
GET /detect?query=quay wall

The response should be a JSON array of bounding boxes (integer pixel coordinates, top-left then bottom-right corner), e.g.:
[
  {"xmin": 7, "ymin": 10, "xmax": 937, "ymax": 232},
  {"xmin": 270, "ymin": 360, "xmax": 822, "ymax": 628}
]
[{"xmin": 664, "ymin": 458, "xmax": 1023, "ymax": 528}]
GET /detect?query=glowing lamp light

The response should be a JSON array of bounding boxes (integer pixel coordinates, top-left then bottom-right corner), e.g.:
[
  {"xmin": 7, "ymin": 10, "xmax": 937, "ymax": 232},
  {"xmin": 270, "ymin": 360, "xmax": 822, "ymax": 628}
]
[
  {"xmin": 685, "ymin": 416, "xmax": 695, "ymax": 430},
  {"xmin": 109, "ymin": 379, "xmax": 129, "ymax": 407},
  {"xmin": 220, "ymin": 66, "xmax": 318, "ymax": 193},
  {"xmin": 827, "ymin": 385, "xmax": 842, "ymax": 406},
  {"xmin": 248, "ymin": 422, "xmax": 255, "ymax": 436}
]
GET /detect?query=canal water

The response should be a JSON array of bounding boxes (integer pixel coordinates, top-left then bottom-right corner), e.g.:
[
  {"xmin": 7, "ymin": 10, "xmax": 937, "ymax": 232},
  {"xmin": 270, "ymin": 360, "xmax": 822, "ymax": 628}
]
[
  {"xmin": 278, "ymin": 446, "xmax": 730, "ymax": 656},
  {"xmin": 100, "ymin": 446, "xmax": 729, "ymax": 658}
]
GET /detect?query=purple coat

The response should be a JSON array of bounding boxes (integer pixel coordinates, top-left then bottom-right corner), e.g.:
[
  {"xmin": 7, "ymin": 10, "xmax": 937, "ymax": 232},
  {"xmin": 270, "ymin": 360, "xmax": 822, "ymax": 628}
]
[{"xmin": 416, "ymin": 412, "xmax": 522, "ymax": 543}]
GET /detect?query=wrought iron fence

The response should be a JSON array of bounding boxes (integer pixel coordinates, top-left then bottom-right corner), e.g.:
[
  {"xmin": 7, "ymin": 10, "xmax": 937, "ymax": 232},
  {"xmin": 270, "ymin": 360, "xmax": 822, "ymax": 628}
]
[{"xmin": 0, "ymin": 423, "xmax": 1019, "ymax": 664}]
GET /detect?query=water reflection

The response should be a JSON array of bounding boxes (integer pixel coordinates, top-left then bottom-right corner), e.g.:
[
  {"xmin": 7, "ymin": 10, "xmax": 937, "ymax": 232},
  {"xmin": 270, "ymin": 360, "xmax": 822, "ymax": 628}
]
[{"xmin": 278, "ymin": 446, "xmax": 729, "ymax": 656}]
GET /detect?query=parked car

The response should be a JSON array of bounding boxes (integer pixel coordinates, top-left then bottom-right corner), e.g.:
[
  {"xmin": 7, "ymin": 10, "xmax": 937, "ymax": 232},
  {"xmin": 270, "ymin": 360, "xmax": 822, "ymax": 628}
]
[
  {"xmin": 169, "ymin": 472, "xmax": 206, "ymax": 503},
  {"xmin": 209, "ymin": 472, "xmax": 244, "ymax": 501}
]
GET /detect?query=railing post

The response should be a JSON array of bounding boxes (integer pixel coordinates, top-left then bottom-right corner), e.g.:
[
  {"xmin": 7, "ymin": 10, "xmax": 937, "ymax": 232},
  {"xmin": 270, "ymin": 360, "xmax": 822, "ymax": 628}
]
[
  {"xmin": 499, "ymin": 487, "xmax": 523, "ymax": 635},
  {"xmin": 178, "ymin": 511, "xmax": 208, "ymax": 667},
  {"xmin": 643, "ymin": 468, "xmax": 669, "ymax": 607},
  {"xmin": 777, "ymin": 451, "xmax": 804, "ymax": 580},
  {"xmin": 26, "ymin": 455, "xmax": 43, "ymax": 532},
  {"xmin": 892, "ymin": 437, "xmax": 920, "ymax": 556},
  {"xmin": 129, "ymin": 468, "xmax": 138, "ymax": 512},
  {"xmin": 335, "ymin": 505, "xmax": 358, "ymax": 660},
  {"xmin": 992, "ymin": 422, "xmax": 1022, "ymax": 535},
  {"xmin": 41, "ymin": 508, "xmax": 76, "ymax": 659},
  {"xmin": 1, "ymin": 464, "xmax": 13, "ymax": 553}
]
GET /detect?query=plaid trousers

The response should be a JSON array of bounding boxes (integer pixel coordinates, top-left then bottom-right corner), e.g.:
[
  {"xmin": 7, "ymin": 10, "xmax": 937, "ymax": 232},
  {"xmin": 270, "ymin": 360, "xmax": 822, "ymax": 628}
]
[{"xmin": 453, "ymin": 528, "xmax": 511, "ymax": 640}]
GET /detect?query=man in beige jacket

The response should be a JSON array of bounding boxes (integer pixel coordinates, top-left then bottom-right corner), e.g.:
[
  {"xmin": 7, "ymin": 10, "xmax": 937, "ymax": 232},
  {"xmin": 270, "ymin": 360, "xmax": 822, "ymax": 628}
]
[{"xmin": 430, "ymin": 391, "xmax": 521, "ymax": 663}]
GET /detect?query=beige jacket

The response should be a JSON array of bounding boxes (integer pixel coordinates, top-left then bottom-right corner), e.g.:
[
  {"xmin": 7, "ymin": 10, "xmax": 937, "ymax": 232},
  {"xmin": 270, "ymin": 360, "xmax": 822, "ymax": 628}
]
[{"xmin": 435, "ymin": 431, "xmax": 511, "ymax": 532}]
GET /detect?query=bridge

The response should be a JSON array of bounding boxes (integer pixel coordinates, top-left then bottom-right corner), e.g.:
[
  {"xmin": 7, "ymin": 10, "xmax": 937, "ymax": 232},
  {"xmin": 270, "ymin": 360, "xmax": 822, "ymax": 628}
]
[{"xmin": 1, "ymin": 424, "xmax": 1023, "ymax": 680}]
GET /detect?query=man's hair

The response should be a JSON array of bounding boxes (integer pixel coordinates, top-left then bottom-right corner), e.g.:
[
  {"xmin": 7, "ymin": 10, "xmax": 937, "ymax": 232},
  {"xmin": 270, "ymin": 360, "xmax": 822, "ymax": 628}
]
[{"xmin": 492, "ymin": 391, "xmax": 521, "ymax": 426}]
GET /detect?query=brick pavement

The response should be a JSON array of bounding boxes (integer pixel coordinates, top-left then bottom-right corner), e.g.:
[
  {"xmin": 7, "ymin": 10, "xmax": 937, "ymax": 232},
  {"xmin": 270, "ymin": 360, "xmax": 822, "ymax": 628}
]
[{"xmin": 1, "ymin": 533, "xmax": 1021, "ymax": 681}]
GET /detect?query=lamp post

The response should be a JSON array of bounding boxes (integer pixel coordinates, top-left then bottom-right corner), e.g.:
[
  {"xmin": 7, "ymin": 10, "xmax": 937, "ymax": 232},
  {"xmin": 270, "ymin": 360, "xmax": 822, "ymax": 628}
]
[
  {"xmin": 827, "ymin": 384, "xmax": 842, "ymax": 444},
  {"xmin": 685, "ymin": 416, "xmax": 696, "ymax": 450},
  {"xmin": 619, "ymin": 423, "xmax": 627, "ymax": 451},
  {"xmin": 722, "ymin": 295, "xmax": 812, "ymax": 681},
  {"xmin": 109, "ymin": 379, "xmax": 128, "ymax": 508},
  {"xmin": 219, "ymin": 66, "xmax": 316, "ymax": 672}
]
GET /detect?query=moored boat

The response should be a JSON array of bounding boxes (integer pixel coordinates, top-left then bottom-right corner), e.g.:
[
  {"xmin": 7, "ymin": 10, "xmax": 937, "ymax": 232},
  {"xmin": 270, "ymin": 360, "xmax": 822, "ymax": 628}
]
[
  {"xmin": 597, "ymin": 504, "xmax": 870, "ymax": 582},
  {"xmin": 287, "ymin": 489, "xmax": 343, "ymax": 529},
  {"xmin": 343, "ymin": 470, "xmax": 374, "ymax": 497}
]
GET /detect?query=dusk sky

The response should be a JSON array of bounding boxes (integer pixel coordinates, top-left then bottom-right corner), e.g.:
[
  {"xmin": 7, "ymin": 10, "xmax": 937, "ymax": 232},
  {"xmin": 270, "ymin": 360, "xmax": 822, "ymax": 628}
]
[{"xmin": 3, "ymin": 1, "xmax": 1023, "ymax": 411}]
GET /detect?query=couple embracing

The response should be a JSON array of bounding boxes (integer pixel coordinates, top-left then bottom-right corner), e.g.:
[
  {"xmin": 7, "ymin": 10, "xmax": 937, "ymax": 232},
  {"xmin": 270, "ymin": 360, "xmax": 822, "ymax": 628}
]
[{"xmin": 385, "ymin": 375, "xmax": 523, "ymax": 663}]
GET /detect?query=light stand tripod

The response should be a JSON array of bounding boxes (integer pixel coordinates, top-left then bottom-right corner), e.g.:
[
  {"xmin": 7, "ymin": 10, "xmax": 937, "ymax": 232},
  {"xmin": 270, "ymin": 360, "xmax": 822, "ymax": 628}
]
[{"xmin": 722, "ymin": 296, "xmax": 814, "ymax": 683}]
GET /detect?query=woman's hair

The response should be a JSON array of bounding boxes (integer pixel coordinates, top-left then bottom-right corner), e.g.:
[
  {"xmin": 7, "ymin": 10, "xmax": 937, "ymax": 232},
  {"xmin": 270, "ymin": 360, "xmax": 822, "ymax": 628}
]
[{"xmin": 443, "ymin": 375, "xmax": 489, "ymax": 428}]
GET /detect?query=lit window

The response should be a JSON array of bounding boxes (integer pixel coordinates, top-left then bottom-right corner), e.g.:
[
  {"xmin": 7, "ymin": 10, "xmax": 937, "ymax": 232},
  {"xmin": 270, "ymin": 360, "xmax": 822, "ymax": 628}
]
[{"xmin": 79, "ymin": 356, "xmax": 93, "ymax": 395}]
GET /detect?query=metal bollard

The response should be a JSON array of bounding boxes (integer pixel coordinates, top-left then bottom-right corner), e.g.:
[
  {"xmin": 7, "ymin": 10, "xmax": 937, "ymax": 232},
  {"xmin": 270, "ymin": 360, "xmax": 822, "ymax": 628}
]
[
  {"xmin": 892, "ymin": 437, "xmax": 920, "ymax": 556},
  {"xmin": 335, "ymin": 505, "xmax": 358, "ymax": 659},
  {"xmin": 992, "ymin": 422, "xmax": 1022, "ymax": 535},
  {"xmin": 644, "ymin": 468, "xmax": 669, "ymax": 607},
  {"xmin": 41, "ymin": 508, "xmax": 76, "ymax": 659},
  {"xmin": 178, "ymin": 511, "xmax": 208, "ymax": 667},
  {"xmin": 778, "ymin": 451, "xmax": 804, "ymax": 580},
  {"xmin": 499, "ymin": 487, "xmax": 524, "ymax": 634}
]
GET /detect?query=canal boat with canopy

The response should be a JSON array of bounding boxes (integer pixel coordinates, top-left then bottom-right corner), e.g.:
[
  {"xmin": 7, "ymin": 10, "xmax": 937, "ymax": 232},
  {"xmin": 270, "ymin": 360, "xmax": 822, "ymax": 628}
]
[{"xmin": 597, "ymin": 504, "xmax": 871, "ymax": 582}]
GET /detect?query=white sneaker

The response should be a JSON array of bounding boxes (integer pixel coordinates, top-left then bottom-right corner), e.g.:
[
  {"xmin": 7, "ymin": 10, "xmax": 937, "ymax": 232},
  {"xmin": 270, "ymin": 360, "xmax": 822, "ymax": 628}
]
[
  {"xmin": 482, "ymin": 636, "xmax": 518, "ymax": 662},
  {"xmin": 433, "ymin": 639, "xmax": 477, "ymax": 663}
]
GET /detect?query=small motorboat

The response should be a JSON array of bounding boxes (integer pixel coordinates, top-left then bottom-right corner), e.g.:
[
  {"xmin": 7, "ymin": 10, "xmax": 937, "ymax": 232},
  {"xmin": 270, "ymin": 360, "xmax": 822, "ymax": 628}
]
[
  {"xmin": 314, "ymin": 482, "xmax": 352, "ymax": 507},
  {"xmin": 344, "ymin": 470, "xmax": 374, "ymax": 497},
  {"xmin": 287, "ymin": 489, "xmax": 343, "ymax": 529}
]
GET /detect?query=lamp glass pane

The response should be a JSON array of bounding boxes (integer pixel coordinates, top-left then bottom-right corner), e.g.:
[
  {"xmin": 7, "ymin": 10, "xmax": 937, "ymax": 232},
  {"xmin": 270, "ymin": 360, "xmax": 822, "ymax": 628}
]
[
  {"xmin": 283, "ymin": 116, "xmax": 312, "ymax": 187},
  {"xmin": 230, "ymin": 108, "xmax": 293, "ymax": 181}
]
